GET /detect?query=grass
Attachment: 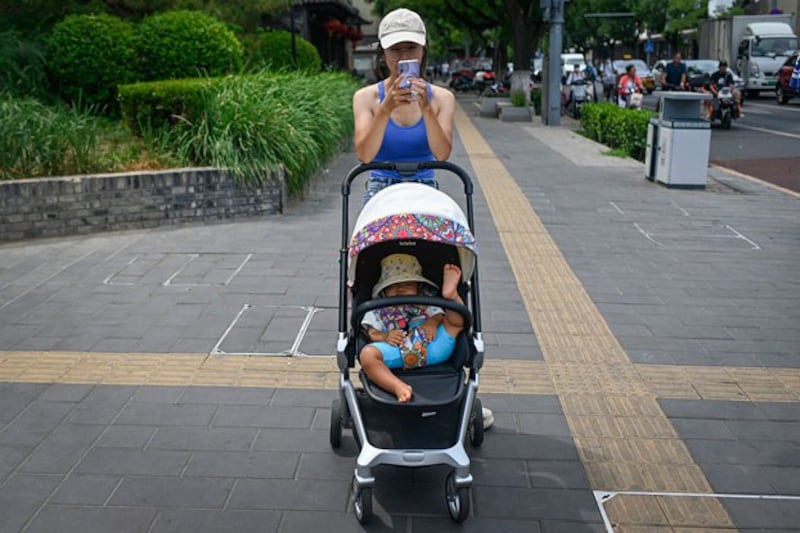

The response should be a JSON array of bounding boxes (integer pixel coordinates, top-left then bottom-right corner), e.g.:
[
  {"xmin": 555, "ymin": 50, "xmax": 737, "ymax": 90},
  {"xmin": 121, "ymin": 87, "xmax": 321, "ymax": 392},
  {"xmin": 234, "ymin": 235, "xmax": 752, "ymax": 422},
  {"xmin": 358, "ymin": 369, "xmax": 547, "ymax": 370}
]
[{"xmin": 603, "ymin": 147, "xmax": 629, "ymax": 158}]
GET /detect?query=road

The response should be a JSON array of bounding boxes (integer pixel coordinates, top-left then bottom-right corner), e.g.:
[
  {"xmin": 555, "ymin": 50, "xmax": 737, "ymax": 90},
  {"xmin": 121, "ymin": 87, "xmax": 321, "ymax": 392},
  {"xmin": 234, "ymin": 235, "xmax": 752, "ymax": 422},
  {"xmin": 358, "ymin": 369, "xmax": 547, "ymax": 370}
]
[{"xmin": 641, "ymin": 91, "xmax": 800, "ymax": 192}]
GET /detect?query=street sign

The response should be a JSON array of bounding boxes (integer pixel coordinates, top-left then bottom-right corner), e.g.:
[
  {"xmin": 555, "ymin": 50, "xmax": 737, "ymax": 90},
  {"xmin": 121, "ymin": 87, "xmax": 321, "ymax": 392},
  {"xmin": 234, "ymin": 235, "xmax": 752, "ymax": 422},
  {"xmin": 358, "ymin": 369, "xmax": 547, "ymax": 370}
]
[{"xmin": 644, "ymin": 40, "xmax": 654, "ymax": 54}]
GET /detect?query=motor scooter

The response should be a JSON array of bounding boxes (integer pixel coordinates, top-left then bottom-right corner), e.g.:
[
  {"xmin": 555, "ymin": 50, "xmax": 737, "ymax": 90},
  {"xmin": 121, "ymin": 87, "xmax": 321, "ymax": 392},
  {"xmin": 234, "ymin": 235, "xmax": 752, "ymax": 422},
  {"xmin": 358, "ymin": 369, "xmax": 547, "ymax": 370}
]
[
  {"xmin": 708, "ymin": 86, "xmax": 739, "ymax": 129},
  {"xmin": 566, "ymin": 79, "xmax": 587, "ymax": 118},
  {"xmin": 618, "ymin": 86, "xmax": 643, "ymax": 109}
]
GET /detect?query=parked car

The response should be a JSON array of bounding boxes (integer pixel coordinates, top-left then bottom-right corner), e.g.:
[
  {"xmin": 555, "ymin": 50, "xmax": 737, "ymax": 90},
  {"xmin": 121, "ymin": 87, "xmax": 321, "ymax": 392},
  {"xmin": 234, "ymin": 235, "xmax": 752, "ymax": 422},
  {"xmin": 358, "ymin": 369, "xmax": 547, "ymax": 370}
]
[
  {"xmin": 684, "ymin": 59, "xmax": 746, "ymax": 93},
  {"xmin": 562, "ymin": 53, "xmax": 586, "ymax": 78},
  {"xmin": 776, "ymin": 50, "xmax": 799, "ymax": 104},
  {"xmin": 612, "ymin": 59, "xmax": 655, "ymax": 94}
]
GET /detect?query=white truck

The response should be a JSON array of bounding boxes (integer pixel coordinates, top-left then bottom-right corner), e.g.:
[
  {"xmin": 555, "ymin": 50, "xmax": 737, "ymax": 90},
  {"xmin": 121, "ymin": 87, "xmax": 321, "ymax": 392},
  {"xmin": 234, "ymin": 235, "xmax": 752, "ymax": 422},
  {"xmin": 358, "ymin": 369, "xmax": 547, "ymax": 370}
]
[{"xmin": 698, "ymin": 14, "xmax": 798, "ymax": 97}]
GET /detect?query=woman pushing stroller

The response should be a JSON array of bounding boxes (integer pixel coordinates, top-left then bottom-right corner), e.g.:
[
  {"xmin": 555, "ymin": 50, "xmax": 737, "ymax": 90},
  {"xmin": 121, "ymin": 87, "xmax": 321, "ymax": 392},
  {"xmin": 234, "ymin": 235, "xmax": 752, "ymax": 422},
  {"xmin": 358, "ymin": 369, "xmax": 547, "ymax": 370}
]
[{"xmin": 360, "ymin": 254, "xmax": 464, "ymax": 402}]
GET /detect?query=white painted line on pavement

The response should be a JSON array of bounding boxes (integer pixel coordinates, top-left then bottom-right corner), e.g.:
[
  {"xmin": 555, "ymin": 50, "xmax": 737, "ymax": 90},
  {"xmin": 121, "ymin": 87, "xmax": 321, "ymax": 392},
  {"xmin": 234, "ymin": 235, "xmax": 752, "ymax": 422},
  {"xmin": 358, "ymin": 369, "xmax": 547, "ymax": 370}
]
[
  {"xmin": 671, "ymin": 200, "xmax": 690, "ymax": 217},
  {"xmin": 735, "ymin": 123, "xmax": 800, "ymax": 140},
  {"xmin": 609, "ymin": 201, "xmax": 626, "ymax": 216},
  {"xmin": 162, "ymin": 254, "xmax": 200, "ymax": 286},
  {"xmin": 289, "ymin": 306, "xmax": 322, "ymax": 356},
  {"xmin": 594, "ymin": 490, "xmax": 800, "ymax": 533},
  {"xmin": 102, "ymin": 255, "xmax": 139, "ymax": 285},
  {"xmin": 725, "ymin": 224, "xmax": 761, "ymax": 250},
  {"xmin": 633, "ymin": 222, "xmax": 662, "ymax": 246}
]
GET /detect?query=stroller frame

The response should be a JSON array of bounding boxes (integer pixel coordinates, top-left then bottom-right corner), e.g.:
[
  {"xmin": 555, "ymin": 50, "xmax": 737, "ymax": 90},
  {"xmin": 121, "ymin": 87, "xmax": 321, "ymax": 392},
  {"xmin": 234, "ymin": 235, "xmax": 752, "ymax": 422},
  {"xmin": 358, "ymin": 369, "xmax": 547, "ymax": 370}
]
[{"xmin": 332, "ymin": 162, "xmax": 485, "ymax": 523}]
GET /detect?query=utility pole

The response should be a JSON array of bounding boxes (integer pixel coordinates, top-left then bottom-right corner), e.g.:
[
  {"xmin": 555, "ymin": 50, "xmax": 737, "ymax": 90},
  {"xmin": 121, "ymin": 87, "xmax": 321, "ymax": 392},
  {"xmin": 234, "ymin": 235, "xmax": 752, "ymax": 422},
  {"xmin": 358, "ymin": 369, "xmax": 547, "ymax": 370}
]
[{"xmin": 543, "ymin": 0, "xmax": 565, "ymax": 126}]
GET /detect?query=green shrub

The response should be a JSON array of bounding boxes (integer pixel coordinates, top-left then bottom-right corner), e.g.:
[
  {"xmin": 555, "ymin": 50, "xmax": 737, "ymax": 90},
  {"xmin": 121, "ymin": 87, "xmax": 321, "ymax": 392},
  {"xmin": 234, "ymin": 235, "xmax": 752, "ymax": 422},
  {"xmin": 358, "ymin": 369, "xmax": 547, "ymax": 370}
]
[
  {"xmin": 0, "ymin": 94, "xmax": 100, "ymax": 178},
  {"xmin": 0, "ymin": 29, "xmax": 50, "ymax": 101},
  {"xmin": 136, "ymin": 10, "xmax": 244, "ymax": 81},
  {"xmin": 242, "ymin": 30, "xmax": 321, "ymax": 72},
  {"xmin": 46, "ymin": 14, "xmax": 138, "ymax": 111},
  {"xmin": 166, "ymin": 71, "xmax": 357, "ymax": 192},
  {"xmin": 118, "ymin": 77, "xmax": 223, "ymax": 136},
  {"xmin": 530, "ymin": 87, "xmax": 542, "ymax": 115},
  {"xmin": 510, "ymin": 90, "xmax": 527, "ymax": 107},
  {"xmin": 579, "ymin": 102, "xmax": 655, "ymax": 161}
]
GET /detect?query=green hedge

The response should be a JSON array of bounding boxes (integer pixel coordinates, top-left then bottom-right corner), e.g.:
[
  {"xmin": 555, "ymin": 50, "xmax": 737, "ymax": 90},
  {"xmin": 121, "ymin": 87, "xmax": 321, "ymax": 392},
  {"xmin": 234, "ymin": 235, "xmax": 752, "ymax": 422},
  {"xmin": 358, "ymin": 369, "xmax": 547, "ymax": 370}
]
[
  {"xmin": 46, "ymin": 14, "xmax": 138, "ymax": 111},
  {"xmin": 579, "ymin": 102, "xmax": 655, "ymax": 161},
  {"xmin": 136, "ymin": 10, "xmax": 244, "ymax": 81},
  {"xmin": 242, "ymin": 30, "xmax": 321, "ymax": 72},
  {"xmin": 120, "ymin": 71, "xmax": 358, "ymax": 193},
  {"xmin": 118, "ymin": 77, "xmax": 223, "ymax": 136}
]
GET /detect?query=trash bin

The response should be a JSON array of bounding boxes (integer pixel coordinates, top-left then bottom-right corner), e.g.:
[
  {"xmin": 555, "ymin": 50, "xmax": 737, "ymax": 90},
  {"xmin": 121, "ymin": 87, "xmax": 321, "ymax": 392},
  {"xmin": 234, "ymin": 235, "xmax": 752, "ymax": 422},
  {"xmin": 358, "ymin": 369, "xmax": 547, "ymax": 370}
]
[{"xmin": 645, "ymin": 92, "xmax": 712, "ymax": 188}]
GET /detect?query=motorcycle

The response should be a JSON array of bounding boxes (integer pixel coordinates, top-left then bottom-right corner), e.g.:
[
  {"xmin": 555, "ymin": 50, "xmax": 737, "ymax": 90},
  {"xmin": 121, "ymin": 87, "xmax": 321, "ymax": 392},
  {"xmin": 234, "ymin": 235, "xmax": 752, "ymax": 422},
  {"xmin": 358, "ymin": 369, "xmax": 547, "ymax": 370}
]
[
  {"xmin": 618, "ymin": 86, "xmax": 643, "ymax": 109},
  {"xmin": 708, "ymin": 86, "xmax": 739, "ymax": 129},
  {"xmin": 566, "ymin": 79, "xmax": 588, "ymax": 118}
]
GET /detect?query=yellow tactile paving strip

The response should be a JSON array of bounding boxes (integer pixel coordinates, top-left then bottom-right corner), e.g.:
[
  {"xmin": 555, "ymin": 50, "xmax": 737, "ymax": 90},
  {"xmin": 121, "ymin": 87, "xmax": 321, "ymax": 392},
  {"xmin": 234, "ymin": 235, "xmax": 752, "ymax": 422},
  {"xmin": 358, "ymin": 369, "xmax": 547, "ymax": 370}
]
[{"xmin": 452, "ymin": 105, "xmax": 735, "ymax": 529}]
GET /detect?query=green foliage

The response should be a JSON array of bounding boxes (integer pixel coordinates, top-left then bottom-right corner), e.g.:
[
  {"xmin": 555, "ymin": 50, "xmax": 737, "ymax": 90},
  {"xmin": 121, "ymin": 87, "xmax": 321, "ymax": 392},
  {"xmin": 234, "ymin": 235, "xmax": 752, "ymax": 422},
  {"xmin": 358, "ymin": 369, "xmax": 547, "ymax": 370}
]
[
  {"xmin": 0, "ymin": 93, "xmax": 101, "ymax": 179},
  {"xmin": 118, "ymin": 77, "xmax": 223, "ymax": 136},
  {"xmin": 136, "ymin": 10, "xmax": 244, "ymax": 81},
  {"xmin": 579, "ymin": 102, "xmax": 655, "ymax": 161},
  {"xmin": 45, "ymin": 14, "xmax": 138, "ymax": 111},
  {"xmin": 510, "ymin": 90, "xmax": 527, "ymax": 107},
  {"xmin": 0, "ymin": 29, "xmax": 50, "ymax": 101},
  {"xmin": 242, "ymin": 30, "xmax": 321, "ymax": 72},
  {"xmin": 530, "ymin": 87, "xmax": 542, "ymax": 115},
  {"xmin": 165, "ymin": 71, "xmax": 358, "ymax": 193}
]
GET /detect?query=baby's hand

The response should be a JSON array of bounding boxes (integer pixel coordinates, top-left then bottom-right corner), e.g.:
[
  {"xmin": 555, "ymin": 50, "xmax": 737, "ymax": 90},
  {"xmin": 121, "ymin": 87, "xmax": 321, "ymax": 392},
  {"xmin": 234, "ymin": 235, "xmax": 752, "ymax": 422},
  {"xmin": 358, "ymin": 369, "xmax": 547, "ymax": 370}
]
[
  {"xmin": 386, "ymin": 329, "xmax": 406, "ymax": 347},
  {"xmin": 421, "ymin": 320, "xmax": 438, "ymax": 342}
]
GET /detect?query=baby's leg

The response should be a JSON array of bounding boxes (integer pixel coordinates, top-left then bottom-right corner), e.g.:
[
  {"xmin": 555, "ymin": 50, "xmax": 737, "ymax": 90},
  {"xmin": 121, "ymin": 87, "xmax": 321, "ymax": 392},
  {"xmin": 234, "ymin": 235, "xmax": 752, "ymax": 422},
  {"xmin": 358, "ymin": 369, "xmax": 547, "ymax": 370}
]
[
  {"xmin": 360, "ymin": 345, "xmax": 413, "ymax": 402},
  {"xmin": 441, "ymin": 264, "xmax": 464, "ymax": 338}
]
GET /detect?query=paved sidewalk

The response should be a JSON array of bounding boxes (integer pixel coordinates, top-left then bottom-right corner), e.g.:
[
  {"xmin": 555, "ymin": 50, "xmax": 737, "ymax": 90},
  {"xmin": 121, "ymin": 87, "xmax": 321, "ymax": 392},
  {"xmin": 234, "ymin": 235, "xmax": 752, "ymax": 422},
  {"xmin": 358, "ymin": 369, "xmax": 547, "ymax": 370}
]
[{"xmin": 0, "ymin": 94, "xmax": 798, "ymax": 532}]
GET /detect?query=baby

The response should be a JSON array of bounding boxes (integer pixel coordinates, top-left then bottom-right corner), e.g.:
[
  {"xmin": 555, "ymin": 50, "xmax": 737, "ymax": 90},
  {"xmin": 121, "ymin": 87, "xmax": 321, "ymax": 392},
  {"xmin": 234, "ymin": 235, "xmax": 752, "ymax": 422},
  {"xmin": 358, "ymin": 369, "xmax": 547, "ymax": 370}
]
[{"xmin": 359, "ymin": 253, "xmax": 464, "ymax": 402}]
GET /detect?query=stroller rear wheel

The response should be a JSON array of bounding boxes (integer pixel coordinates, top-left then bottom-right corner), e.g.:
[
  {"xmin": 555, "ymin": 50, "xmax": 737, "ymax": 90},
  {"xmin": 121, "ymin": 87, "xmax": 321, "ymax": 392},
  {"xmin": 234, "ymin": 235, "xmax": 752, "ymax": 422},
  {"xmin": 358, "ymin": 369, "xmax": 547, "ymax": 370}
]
[
  {"xmin": 329, "ymin": 399, "xmax": 343, "ymax": 448},
  {"xmin": 445, "ymin": 470, "xmax": 471, "ymax": 522},
  {"xmin": 352, "ymin": 478, "xmax": 373, "ymax": 524}
]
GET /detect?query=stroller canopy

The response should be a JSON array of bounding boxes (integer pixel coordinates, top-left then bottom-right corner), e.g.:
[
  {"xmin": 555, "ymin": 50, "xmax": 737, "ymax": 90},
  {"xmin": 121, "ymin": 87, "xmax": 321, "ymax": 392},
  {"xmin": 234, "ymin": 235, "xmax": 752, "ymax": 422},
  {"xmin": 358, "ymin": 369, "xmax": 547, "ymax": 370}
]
[{"xmin": 348, "ymin": 183, "xmax": 477, "ymax": 285}]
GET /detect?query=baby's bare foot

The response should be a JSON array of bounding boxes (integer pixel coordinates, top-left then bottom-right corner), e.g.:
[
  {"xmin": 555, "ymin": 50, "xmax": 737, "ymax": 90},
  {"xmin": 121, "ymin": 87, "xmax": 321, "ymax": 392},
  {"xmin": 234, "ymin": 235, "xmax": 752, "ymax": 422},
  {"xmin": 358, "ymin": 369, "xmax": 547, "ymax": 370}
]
[
  {"xmin": 442, "ymin": 264, "xmax": 461, "ymax": 300},
  {"xmin": 394, "ymin": 382, "xmax": 413, "ymax": 403}
]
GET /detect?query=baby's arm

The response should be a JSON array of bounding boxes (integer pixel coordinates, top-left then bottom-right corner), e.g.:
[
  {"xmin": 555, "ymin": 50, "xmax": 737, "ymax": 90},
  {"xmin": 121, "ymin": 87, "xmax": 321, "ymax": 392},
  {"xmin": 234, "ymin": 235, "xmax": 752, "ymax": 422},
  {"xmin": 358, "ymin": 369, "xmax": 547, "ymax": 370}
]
[
  {"xmin": 367, "ymin": 326, "xmax": 405, "ymax": 346},
  {"xmin": 420, "ymin": 314, "xmax": 443, "ymax": 341}
]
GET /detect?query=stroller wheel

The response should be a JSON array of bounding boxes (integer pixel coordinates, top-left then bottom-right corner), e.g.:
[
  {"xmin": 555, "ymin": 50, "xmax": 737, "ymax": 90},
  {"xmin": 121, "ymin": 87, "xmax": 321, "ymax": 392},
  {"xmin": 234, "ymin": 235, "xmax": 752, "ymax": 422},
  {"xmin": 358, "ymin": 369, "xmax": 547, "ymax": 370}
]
[
  {"xmin": 445, "ymin": 470, "xmax": 471, "ymax": 523},
  {"xmin": 469, "ymin": 398, "xmax": 484, "ymax": 448},
  {"xmin": 329, "ymin": 399, "xmax": 343, "ymax": 448},
  {"xmin": 352, "ymin": 478, "xmax": 372, "ymax": 524}
]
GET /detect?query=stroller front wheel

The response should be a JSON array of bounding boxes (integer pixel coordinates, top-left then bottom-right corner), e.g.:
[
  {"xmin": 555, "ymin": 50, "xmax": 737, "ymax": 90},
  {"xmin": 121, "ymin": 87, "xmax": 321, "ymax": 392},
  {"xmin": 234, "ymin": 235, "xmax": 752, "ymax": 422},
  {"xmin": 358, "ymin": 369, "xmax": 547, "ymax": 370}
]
[
  {"xmin": 329, "ymin": 399, "xmax": 343, "ymax": 448},
  {"xmin": 352, "ymin": 479, "xmax": 372, "ymax": 524},
  {"xmin": 445, "ymin": 471, "xmax": 471, "ymax": 523}
]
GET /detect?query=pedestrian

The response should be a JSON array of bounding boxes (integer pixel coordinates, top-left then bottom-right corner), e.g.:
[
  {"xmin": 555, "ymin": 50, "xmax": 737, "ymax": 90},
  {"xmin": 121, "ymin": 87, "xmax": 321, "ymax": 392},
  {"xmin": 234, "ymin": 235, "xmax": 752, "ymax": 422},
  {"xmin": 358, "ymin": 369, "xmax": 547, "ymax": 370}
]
[
  {"xmin": 601, "ymin": 57, "xmax": 617, "ymax": 102},
  {"xmin": 661, "ymin": 52, "xmax": 687, "ymax": 90},
  {"xmin": 790, "ymin": 53, "xmax": 800, "ymax": 91},
  {"xmin": 352, "ymin": 8, "xmax": 455, "ymax": 205}
]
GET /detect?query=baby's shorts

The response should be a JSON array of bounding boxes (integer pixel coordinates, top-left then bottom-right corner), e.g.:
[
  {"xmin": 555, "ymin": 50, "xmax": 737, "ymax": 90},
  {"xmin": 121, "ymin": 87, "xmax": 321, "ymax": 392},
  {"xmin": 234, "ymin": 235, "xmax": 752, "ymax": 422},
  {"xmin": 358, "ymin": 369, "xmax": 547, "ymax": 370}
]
[{"xmin": 371, "ymin": 324, "xmax": 455, "ymax": 369}]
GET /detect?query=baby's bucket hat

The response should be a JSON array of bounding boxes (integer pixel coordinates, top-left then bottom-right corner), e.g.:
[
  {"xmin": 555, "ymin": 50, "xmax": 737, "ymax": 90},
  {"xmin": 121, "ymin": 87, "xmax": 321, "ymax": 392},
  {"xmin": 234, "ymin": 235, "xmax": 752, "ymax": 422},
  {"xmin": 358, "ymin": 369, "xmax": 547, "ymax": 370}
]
[
  {"xmin": 378, "ymin": 8, "xmax": 426, "ymax": 49},
  {"xmin": 372, "ymin": 253, "xmax": 437, "ymax": 298}
]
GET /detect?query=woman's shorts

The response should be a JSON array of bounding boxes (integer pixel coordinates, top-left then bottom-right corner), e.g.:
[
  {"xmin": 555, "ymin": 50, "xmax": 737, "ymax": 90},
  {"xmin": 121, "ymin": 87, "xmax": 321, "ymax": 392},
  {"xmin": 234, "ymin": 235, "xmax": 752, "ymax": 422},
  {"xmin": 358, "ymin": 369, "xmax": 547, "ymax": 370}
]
[
  {"xmin": 370, "ymin": 324, "xmax": 455, "ymax": 369},
  {"xmin": 362, "ymin": 176, "xmax": 438, "ymax": 206}
]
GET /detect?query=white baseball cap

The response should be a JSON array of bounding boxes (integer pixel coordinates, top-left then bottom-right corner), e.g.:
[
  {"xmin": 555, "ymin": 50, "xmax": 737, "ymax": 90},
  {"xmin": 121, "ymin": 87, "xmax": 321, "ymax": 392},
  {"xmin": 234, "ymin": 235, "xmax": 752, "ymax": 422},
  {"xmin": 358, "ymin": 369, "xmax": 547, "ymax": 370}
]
[{"xmin": 378, "ymin": 8, "xmax": 426, "ymax": 49}]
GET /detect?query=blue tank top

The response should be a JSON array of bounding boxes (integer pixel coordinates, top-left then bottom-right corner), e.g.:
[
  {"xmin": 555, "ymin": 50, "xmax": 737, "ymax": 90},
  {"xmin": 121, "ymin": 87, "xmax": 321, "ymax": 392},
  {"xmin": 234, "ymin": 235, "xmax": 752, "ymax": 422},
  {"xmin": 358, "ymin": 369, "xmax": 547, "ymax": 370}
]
[{"xmin": 371, "ymin": 81, "xmax": 435, "ymax": 181}]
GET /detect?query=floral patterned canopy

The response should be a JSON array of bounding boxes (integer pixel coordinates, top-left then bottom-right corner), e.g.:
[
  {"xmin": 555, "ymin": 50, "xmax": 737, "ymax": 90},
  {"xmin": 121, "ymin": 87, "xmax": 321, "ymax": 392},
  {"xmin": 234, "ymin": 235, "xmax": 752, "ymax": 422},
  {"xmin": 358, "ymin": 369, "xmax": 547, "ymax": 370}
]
[{"xmin": 348, "ymin": 183, "xmax": 477, "ymax": 284}]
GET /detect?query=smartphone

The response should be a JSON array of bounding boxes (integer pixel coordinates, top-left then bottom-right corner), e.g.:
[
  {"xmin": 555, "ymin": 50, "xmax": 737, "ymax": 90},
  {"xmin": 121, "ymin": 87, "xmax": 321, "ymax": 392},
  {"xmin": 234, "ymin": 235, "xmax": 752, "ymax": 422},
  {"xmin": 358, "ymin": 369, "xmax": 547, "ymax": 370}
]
[{"xmin": 398, "ymin": 59, "xmax": 420, "ymax": 90}]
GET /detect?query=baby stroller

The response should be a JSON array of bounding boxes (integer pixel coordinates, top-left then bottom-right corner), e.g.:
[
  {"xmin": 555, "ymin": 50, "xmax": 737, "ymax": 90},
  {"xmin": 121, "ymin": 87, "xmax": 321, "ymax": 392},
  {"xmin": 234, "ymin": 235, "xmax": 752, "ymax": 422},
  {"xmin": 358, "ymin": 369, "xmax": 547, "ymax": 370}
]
[{"xmin": 331, "ymin": 161, "xmax": 485, "ymax": 524}]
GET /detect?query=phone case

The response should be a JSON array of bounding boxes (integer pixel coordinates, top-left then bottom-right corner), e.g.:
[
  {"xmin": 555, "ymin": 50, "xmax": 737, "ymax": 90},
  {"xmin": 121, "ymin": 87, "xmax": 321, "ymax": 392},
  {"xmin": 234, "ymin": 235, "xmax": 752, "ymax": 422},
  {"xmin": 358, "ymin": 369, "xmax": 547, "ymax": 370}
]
[{"xmin": 398, "ymin": 60, "xmax": 419, "ymax": 89}]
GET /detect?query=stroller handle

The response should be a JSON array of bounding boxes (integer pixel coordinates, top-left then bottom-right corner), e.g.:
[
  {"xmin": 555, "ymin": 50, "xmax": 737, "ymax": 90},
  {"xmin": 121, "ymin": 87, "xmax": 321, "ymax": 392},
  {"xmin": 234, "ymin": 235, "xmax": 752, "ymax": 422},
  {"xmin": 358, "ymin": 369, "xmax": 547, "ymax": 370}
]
[
  {"xmin": 351, "ymin": 295, "xmax": 472, "ymax": 335},
  {"xmin": 341, "ymin": 161, "xmax": 474, "ymax": 196}
]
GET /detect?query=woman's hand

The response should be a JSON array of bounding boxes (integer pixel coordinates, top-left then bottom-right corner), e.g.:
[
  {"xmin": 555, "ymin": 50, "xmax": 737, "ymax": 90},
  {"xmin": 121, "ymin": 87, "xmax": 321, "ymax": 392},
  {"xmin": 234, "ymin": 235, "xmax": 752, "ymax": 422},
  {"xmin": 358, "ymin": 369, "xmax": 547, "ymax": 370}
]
[
  {"xmin": 410, "ymin": 78, "xmax": 430, "ymax": 110},
  {"xmin": 380, "ymin": 75, "xmax": 416, "ymax": 113}
]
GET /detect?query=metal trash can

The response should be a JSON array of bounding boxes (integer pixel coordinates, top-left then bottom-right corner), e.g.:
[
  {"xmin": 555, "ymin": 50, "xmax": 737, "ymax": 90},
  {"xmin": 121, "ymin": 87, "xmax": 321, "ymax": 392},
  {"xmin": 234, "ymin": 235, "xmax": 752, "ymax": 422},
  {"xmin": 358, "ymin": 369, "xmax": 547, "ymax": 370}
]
[{"xmin": 647, "ymin": 92, "xmax": 712, "ymax": 188}]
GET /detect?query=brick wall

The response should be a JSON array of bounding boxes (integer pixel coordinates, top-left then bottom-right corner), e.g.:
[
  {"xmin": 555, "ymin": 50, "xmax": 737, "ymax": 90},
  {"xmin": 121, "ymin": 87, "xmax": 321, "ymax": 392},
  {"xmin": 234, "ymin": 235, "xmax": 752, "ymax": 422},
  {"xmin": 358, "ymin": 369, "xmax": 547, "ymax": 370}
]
[{"xmin": 0, "ymin": 167, "xmax": 286, "ymax": 241}]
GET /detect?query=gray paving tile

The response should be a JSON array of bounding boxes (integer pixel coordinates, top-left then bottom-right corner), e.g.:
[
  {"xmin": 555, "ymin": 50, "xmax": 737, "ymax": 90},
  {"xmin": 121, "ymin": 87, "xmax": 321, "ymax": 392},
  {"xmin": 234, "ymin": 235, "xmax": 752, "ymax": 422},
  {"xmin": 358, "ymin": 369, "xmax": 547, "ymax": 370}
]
[
  {"xmin": 516, "ymin": 413, "xmax": 573, "ymax": 437},
  {"xmin": 148, "ymin": 427, "xmax": 258, "ymax": 452},
  {"xmin": 25, "ymin": 505, "xmax": 157, "ymax": 533},
  {"xmin": 685, "ymin": 438, "xmax": 800, "ymax": 466},
  {"xmin": 0, "ymin": 401, "xmax": 74, "ymax": 446},
  {"xmin": 49, "ymin": 473, "xmax": 121, "ymax": 505},
  {"xmin": 670, "ymin": 418, "xmax": 736, "ymax": 440},
  {"xmin": 95, "ymin": 425, "xmax": 156, "ymax": 448},
  {"xmin": 660, "ymin": 399, "xmax": 766, "ymax": 420},
  {"xmin": 527, "ymin": 460, "xmax": 591, "ymax": 490},
  {"xmin": 212, "ymin": 405, "xmax": 315, "ymax": 429},
  {"xmin": 0, "ymin": 474, "xmax": 63, "ymax": 532},
  {"xmin": 19, "ymin": 423, "xmax": 105, "ymax": 474},
  {"xmin": 702, "ymin": 463, "xmax": 777, "ymax": 494},
  {"xmin": 227, "ymin": 479, "xmax": 349, "ymax": 511},
  {"xmin": 183, "ymin": 451, "xmax": 298, "ymax": 479},
  {"xmin": 115, "ymin": 403, "xmax": 217, "ymax": 426},
  {"xmin": 724, "ymin": 420, "xmax": 800, "ymax": 442},
  {"xmin": 270, "ymin": 388, "xmax": 335, "ymax": 408},
  {"xmin": 108, "ymin": 476, "xmax": 234, "ymax": 508},
  {"xmin": 38, "ymin": 383, "xmax": 95, "ymax": 403},
  {"xmin": 472, "ymin": 485, "xmax": 600, "ymax": 520},
  {"xmin": 722, "ymin": 498, "xmax": 800, "ymax": 530},
  {"xmin": 252, "ymin": 428, "xmax": 356, "ymax": 454},
  {"xmin": 0, "ymin": 383, "xmax": 47, "ymax": 424},
  {"xmin": 473, "ymin": 434, "xmax": 580, "ymax": 461},
  {"xmin": 279, "ymin": 510, "xmax": 403, "ymax": 533},
  {"xmin": 761, "ymin": 466, "xmax": 800, "ymax": 495},
  {"xmin": 178, "ymin": 386, "xmax": 274, "ymax": 405},
  {"xmin": 295, "ymin": 452, "xmax": 355, "ymax": 481},
  {"xmin": 469, "ymin": 458, "xmax": 529, "ymax": 488},
  {"xmin": 151, "ymin": 509, "xmax": 282, "ymax": 533},
  {"xmin": 130, "ymin": 386, "xmax": 185, "ymax": 404},
  {"xmin": 76, "ymin": 448, "xmax": 190, "ymax": 475}
]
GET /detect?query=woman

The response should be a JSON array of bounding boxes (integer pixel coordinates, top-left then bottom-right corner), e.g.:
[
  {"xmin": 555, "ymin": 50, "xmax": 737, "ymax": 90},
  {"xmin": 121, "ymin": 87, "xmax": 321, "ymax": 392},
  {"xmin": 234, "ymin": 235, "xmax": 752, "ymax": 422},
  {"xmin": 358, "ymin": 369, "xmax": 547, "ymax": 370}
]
[
  {"xmin": 352, "ymin": 8, "xmax": 455, "ymax": 205},
  {"xmin": 617, "ymin": 64, "xmax": 644, "ymax": 108}
]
